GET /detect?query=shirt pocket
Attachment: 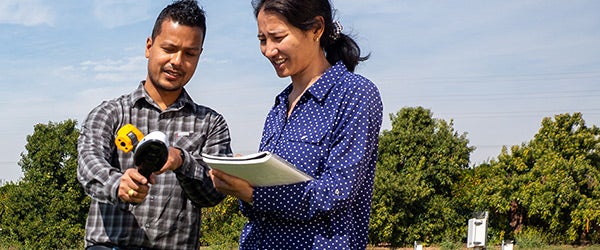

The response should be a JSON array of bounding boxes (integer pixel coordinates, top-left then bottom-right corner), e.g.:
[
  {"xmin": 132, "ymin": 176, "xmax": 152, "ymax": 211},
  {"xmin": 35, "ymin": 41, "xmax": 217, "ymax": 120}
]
[
  {"xmin": 171, "ymin": 131, "xmax": 204, "ymax": 155},
  {"xmin": 284, "ymin": 125, "xmax": 331, "ymax": 178},
  {"xmin": 287, "ymin": 125, "xmax": 329, "ymax": 146}
]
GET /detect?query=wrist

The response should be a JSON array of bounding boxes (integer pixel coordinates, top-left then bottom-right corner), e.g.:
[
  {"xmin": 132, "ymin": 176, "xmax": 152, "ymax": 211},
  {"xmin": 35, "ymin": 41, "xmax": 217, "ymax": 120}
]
[
  {"xmin": 179, "ymin": 149, "xmax": 185, "ymax": 166},
  {"xmin": 245, "ymin": 188, "xmax": 254, "ymax": 205}
]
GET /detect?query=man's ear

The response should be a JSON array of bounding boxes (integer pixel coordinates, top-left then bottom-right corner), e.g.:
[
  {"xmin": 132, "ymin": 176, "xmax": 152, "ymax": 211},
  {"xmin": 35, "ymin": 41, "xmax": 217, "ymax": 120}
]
[{"xmin": 145, "ymin": 37, "xmax": 153, "ymax": 58}]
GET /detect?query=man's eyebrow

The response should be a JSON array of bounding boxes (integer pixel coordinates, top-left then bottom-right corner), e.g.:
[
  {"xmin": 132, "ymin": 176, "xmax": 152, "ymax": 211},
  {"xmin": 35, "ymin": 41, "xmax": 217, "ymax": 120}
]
[{"xmin": 160, "ymin": 41, "xmax": 202, "ymax": 51}]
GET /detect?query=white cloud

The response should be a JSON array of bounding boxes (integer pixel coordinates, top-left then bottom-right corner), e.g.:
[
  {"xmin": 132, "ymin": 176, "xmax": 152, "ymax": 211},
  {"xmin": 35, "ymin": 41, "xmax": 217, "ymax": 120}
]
[
  {"xmin": 331, "ymin": 0, "xmax": 401, "ymax": 15},
  {"xmin": 2, "ymin": 0, "xmax": 599, "ymax": 180},
  {"xmin": 55, "ymin": 56, "xmax": 147, "ymax": 83},
  {"xmin": 92, "ymin": 0, "xmax": 154, "ymax": 28},
  {"xmin": 200, "ymin": 57, "xmax": 231, "ymax": 64},
  {"xmin": 53, "ymin": 55, "xmax": 235, "ymax": 84},
  {"xmin": 0, "ymin": 0, "xmax": 54, "ymax": 26}
]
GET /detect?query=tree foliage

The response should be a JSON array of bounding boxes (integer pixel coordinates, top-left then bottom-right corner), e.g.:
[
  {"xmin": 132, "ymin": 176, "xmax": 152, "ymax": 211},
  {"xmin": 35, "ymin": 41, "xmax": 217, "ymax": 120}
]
[
  {"xmin": 2, "ymin": 111, "xmax": 599, "ymax": 248},
  {"xmin": 369, "ymin": 107, "xmax": 474, "ymax": 246},
  {"xmin": 0, "ymin": 120, "xmax": 89, "ymax": 249},
  {"xmin": 200, "ymin": 195, "xmax": 247, "ymax": 248},
  {"xmin": 460, "ymin": 113, "xmax": 600, "ymax": 244}
]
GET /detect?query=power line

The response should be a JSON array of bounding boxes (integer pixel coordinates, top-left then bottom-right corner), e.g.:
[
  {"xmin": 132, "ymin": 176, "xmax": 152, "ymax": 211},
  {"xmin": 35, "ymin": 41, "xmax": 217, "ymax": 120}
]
[
  {"xmin": 435, "ymin": 108, "xmax": 600, "ymax": 119},
  {"xmin": 394, "ymin": 90, "xmax": 600, "ymax": 101},
  {"xmin": 376, "ymin": 70, "xmax": 600, "ymax": 84}
]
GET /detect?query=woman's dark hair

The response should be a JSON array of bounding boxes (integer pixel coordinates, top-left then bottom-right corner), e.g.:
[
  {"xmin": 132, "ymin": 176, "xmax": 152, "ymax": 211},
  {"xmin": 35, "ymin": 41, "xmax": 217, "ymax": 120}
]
[
  {"xmin": 252, "ymin": 0, "xmax": 369, "ymax": 72},
  {"xmin": 152, "ymin": 0, "xmax": 207, "ymax": 40}
]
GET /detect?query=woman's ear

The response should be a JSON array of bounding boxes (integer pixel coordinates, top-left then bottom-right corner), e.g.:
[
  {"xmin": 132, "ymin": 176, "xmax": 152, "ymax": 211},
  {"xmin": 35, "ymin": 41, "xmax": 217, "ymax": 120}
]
[{"xmin": 313, "ymin": 16, "xmax": 325, "ymax": 41}]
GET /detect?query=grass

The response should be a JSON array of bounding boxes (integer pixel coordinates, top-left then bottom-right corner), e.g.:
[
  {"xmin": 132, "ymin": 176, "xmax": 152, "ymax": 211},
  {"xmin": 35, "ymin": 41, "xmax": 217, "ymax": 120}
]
[{"xmin": 366, "ymin": 245, "xmax": 600, "ymax": 250}]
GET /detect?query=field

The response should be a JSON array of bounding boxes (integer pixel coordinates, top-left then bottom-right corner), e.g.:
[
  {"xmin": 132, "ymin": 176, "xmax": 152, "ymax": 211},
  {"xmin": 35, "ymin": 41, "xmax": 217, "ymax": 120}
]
[{"xmin": 366, "ymin": 245, "xmax": 600, "ymax": 250}]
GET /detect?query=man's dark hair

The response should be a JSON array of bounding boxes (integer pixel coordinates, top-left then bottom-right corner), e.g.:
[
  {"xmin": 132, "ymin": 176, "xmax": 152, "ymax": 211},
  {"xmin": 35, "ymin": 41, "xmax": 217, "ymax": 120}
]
[{"xmin": 151, "ymin": 0, "xmax": 206, "ymax": 40}]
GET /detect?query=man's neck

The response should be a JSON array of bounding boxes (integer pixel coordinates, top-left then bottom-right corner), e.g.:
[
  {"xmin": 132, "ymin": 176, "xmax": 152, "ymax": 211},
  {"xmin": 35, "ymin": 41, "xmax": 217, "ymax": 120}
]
[{"xmin": 143, "ymin": 81, "xmax": 181, "ymax": 110}]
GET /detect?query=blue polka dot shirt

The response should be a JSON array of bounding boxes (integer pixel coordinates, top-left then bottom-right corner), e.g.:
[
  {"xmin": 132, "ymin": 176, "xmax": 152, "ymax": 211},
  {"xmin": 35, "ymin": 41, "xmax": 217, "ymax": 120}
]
[{"xmin": 238, "ymin": 61, "xmax": 383, "ymax": 249}]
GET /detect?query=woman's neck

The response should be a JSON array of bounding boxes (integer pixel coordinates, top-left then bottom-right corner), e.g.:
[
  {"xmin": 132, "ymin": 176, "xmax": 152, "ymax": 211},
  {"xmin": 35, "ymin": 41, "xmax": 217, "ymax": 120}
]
[
  {"xmin": 290, "ymin": 57, "xmax": 331, "ymax": 93},
  {"xmin": 287, "ymin": 57, "xmax": 331, "ymax": 117}
]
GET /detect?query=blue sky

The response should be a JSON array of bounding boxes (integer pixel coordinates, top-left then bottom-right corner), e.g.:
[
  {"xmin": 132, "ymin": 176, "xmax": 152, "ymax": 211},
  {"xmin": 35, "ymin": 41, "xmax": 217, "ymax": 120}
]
[{"xmin": 1, "ymin": 0, "xmax": 599, "ymax": 183}]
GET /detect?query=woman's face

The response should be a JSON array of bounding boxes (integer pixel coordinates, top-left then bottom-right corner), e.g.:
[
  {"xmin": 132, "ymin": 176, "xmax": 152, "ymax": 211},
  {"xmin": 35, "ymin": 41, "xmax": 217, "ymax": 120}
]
[{"xmin": 256, "ymin": 9, "xmax": 321, "ymax": 79}]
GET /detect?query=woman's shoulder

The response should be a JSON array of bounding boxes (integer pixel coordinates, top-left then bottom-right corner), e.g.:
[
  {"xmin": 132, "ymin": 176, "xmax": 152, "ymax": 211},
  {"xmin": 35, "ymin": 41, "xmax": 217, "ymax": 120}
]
[
  {"xmin": 337, "ymin": 70, "xmax": 379, "ymax": 94},
  {"xmin": 329, "ymin": 61, "xmax": 377, "ymax": 88}
]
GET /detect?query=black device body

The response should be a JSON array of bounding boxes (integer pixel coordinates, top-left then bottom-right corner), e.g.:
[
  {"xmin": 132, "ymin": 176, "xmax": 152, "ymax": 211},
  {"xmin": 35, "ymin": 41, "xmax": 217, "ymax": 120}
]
[{"xmin": 133, "ymin": 139, "xmax": 168, "ymax": 179}]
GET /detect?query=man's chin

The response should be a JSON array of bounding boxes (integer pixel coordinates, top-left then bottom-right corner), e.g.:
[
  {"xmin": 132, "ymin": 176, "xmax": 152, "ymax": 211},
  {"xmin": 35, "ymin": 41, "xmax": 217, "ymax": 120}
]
[{"xmin": 157, "ymin": 81, "xmax": 184, "ymax": 92}]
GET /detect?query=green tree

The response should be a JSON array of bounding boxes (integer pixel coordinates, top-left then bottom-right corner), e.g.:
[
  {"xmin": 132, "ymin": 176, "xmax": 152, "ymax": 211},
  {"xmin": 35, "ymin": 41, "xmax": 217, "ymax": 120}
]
[
  {"xmin": 0, "ymin": 120, "xmax": 89, "ymax": 249},
  {"xmin": 369, "ymin": 107, "xmax": 474, "ymax": 246},
  {"xmin": 200, "ymin": 195, "xmax": 247, "ymax": 248},
  {"xmin": 461, "ymin": 113, "xmax": 600, "ymax": 244}
]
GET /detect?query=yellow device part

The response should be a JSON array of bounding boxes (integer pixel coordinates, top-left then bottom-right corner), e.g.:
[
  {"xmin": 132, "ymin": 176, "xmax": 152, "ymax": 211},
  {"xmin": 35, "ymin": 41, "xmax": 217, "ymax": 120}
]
[{"xmin": 115, "ymin": 124, "xmax": 144, "ymax": 153}]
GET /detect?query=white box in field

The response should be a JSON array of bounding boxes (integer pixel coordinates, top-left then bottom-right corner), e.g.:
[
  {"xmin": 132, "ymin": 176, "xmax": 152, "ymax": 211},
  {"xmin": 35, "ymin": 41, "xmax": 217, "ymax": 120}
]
[{"xmin": 467, "ymin": 218, "xmax": 487, "ymax": 248}]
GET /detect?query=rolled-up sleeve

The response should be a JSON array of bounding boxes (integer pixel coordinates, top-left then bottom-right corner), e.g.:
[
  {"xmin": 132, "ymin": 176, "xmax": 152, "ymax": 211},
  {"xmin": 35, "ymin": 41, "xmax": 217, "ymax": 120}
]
[{"xmin": 175, "ymin": 109, "xmax": 231, "ymax": 207}]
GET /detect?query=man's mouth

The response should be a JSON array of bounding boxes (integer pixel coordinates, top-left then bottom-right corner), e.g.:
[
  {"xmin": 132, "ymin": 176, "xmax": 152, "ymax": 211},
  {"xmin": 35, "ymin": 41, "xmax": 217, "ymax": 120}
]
[{"xmin": 164, "ymin": 69, "xmax": 182, "ymax": 79}]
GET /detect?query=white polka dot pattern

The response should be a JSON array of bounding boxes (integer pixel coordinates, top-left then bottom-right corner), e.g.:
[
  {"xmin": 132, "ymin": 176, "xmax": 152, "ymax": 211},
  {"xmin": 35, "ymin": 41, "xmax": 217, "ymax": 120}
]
[{"xmin": 238, "ymin": 61, "xmax": 383, "ymax": 249}]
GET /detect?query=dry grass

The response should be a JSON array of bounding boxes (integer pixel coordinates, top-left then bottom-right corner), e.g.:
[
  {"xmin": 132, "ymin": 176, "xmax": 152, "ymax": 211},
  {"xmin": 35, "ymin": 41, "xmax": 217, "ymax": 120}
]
[{"xmin": 366, "ymin": 245, "xmax": 600, "ymax": 250}]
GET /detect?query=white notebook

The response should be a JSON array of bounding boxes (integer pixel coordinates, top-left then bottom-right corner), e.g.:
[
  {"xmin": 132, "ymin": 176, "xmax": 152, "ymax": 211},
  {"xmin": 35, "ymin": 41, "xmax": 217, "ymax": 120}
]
[{"xmin": 201, "ymin": 152, "xmax": 313, "ymax": 187}]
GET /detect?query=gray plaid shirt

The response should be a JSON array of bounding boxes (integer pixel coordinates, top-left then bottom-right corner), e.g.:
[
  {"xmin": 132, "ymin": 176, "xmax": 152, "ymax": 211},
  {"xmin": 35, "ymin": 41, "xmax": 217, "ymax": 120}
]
[{"xmin": 77, "ymin": 82, "xmax": 231, "ymax": 249}]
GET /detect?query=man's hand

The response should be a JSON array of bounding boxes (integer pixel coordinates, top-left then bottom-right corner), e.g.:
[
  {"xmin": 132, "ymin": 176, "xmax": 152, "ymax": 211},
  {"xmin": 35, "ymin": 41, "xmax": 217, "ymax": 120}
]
[
  {"xmin": 118, "ymin": 168, "xmax": 153, "ymax": 203},
  {"xmin": 154, "ymin": 147, "xmax": 185, "ymax": 175},
  {"xmin": 120, "ymin": 147, "xmax": 183, "ymax": 204}
]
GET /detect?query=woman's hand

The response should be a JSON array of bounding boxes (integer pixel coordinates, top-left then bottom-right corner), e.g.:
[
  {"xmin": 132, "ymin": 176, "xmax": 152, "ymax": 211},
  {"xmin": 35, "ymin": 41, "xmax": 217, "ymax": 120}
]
[{"xmin": 209, "ymin": 169, "xmax": 254, "ymax": 204}]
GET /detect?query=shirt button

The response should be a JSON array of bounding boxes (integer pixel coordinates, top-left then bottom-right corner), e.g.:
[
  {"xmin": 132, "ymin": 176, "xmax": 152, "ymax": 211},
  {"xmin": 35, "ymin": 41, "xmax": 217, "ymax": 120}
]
[
  {"xmin": 261, "ymin": 217, "xmax": 266, "ymax": 221},
  {"xmin": 335, "ymin": 189, "xmax": 340, "ymax": 195}
]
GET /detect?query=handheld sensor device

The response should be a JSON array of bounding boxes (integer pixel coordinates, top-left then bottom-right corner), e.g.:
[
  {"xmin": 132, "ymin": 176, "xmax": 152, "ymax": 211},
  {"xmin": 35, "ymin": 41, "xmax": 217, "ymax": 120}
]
[{"xmin": 115, "ymin": 124, "xmax": 169, "ymax": 179}]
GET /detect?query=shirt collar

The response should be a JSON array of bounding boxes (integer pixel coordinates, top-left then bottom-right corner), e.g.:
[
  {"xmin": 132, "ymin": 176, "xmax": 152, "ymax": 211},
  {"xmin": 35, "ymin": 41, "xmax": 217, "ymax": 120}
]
[
  {"xmin": 130, "ymin": 81, "xmax": 196, "ymax": 111},
  {"xmin": 274, "ymin": 61, "xmax": 348, "ymax": 106},
  {"xmin": 307, "ymin": 61, "xmax": 346, "ymax": 102}
]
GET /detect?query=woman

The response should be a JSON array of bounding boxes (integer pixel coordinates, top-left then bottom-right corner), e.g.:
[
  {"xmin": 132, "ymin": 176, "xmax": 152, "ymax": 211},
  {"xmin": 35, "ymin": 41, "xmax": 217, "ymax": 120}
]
[{"xmin": 209, "ymin": 0, "xmax": 383, "ymax": 249}]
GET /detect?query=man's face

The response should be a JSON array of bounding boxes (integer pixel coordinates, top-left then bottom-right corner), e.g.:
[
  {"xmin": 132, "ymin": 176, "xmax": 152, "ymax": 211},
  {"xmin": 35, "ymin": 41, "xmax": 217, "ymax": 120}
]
[{"xmin": 145, "ymin": 19, "xmax": 204, "ymax": 92}]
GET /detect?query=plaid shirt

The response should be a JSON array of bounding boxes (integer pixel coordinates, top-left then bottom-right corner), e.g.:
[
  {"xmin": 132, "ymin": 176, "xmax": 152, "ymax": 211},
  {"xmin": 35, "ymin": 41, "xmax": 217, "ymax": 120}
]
[{"xmin": 77, "ymin": 82, "xmax": 231, "ymax": 249}]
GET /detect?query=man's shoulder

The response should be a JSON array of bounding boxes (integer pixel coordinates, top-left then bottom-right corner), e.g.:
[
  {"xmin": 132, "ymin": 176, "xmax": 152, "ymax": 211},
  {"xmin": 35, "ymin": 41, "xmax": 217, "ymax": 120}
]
[
  {"xmin": 187, "ymin": 103, "xmax": 229, "ymax": 124},
  {"xmin": 93, "ymin": 93, "xmax": 132, "ymax": 109},
  {"xmin": 94, "ymin": 83, "xmax": 143, "ymax": 109},
  {"xmin": 84, "ymin": 91, "xmax": 138, "ymax": 122}
]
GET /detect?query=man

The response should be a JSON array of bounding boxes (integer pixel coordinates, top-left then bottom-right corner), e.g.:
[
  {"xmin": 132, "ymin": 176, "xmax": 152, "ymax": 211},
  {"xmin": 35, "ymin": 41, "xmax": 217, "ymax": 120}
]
[{"xmin": 77, "ymin": 1, "xmax": 231, "ymax": 249}]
